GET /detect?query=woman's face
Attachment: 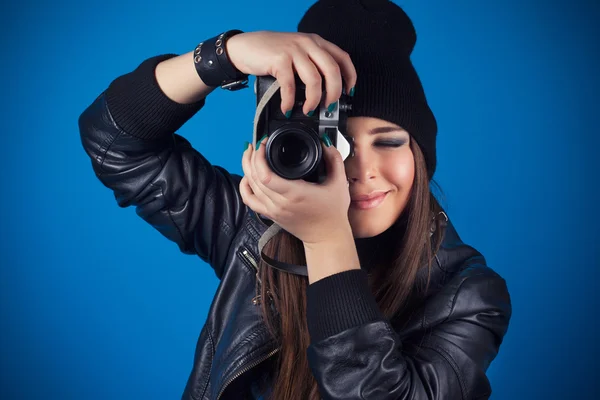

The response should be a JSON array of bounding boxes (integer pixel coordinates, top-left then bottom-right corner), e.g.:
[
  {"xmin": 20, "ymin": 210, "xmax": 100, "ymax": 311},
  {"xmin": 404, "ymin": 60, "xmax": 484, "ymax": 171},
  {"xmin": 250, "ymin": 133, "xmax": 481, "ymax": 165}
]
[{"xmin": 343, "ymin": 117, "xmax": 415, "ymax": 239}]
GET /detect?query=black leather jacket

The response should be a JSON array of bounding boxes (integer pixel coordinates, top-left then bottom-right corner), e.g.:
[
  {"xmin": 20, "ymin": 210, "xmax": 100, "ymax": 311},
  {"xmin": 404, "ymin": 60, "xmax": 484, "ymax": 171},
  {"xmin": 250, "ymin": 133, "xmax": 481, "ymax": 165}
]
[{"xmin": 78, "ymin": 54, "xmax": 511, "ymax": 400}]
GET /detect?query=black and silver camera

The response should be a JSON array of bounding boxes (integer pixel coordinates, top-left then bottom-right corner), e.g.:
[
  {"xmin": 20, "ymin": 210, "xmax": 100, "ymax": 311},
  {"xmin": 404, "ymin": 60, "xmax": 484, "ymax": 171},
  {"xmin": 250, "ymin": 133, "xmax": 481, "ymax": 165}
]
[{"xmin": 254, "ymin": 75, "xmax": 354, "ymax": 184}]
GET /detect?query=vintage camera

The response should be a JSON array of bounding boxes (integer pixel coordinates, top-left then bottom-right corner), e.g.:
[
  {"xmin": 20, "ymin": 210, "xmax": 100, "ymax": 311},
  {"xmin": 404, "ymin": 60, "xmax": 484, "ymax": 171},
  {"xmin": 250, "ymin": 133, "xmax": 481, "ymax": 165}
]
[{"xmin": 254, "ymin": 75, "xmax": 354, "ymax": 184}]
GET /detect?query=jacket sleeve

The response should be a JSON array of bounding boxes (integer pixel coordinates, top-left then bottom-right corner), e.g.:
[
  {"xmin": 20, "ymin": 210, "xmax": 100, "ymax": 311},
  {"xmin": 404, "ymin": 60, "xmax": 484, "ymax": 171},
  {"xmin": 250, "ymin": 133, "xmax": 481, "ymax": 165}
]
[
  {"xmin": 78, "ymin": 54, "xmax": 246, "ymax": 280},
  {"xmin": 305, "ymin": 266, "xmax": 512, "ymax": 400}
]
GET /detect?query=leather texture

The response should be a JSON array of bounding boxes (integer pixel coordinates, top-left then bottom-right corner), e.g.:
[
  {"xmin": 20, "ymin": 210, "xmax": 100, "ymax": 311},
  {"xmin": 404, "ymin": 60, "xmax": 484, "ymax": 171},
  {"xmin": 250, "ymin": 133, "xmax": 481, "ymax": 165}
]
[{"xmin": 78, "ymin": 92, "xmax": 512, "ymax": 400}]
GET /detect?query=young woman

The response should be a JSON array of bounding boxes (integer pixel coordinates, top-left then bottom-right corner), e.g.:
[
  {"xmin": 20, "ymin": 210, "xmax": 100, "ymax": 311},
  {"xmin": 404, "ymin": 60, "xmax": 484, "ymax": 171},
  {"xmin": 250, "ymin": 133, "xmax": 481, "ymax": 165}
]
[{"xmin": 78, "ymin": 1, "xmax": 511, "ymax": 399}]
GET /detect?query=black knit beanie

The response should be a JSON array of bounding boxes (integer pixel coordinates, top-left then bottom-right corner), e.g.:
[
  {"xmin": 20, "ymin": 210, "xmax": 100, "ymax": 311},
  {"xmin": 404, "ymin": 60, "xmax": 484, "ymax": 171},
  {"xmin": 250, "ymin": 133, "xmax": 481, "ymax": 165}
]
[{"xmin": 297, "ymin": 0, "xmax": 438, "ymax": 179}]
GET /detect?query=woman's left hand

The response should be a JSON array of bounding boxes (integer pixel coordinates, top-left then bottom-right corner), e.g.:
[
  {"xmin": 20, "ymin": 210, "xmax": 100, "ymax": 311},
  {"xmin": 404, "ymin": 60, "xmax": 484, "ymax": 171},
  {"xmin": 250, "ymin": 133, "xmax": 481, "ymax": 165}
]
[{"xmin": 239, "ymin": 135, "xmax": 352, "ymax": 245}]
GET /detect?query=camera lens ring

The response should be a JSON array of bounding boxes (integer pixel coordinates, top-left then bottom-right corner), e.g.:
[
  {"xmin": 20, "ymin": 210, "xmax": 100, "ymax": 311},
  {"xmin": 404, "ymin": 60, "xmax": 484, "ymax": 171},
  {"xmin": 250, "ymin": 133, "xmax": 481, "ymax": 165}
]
[{"xmin": 265, "ymin": 124, "xmax": 322, "ymax": 180}]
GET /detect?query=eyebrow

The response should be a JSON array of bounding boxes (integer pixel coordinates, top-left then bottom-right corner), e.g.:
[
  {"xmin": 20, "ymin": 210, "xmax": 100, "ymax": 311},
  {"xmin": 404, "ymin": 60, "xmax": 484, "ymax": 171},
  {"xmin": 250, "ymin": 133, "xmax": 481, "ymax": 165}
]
[{"xmin": 368, "ymin": 126, "xmax": 407, "ymax": 135}]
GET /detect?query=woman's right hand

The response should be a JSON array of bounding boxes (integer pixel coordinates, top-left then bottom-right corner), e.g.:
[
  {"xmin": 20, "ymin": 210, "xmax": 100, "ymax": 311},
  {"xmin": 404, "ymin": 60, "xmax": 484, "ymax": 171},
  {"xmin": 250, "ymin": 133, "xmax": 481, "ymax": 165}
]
[{"xmin": 225, "ymin": 31, "xmax": 357, "ymax": 116}]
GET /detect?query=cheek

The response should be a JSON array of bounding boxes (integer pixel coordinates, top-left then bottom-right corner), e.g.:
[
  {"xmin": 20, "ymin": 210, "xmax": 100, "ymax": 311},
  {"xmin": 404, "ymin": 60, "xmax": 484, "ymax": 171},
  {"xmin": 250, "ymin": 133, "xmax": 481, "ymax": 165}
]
[{"xmin": 386, "ymin": 150, "xmax": 415, "ymax": 189}]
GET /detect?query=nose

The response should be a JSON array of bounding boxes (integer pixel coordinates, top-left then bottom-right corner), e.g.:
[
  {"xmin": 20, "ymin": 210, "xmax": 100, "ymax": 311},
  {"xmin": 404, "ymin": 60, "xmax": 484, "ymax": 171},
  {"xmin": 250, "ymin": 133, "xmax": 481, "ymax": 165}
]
[{"xmin": 345, "ymin": 147, "xmax": 377, "ymax": 183}]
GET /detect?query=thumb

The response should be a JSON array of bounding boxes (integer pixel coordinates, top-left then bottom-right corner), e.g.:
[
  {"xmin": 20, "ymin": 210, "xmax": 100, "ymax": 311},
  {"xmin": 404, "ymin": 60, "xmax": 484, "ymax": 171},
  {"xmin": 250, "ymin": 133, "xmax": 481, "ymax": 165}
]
[{"xmin": 321, "ymin": 139, "xmax": 347, "ymax": 186}]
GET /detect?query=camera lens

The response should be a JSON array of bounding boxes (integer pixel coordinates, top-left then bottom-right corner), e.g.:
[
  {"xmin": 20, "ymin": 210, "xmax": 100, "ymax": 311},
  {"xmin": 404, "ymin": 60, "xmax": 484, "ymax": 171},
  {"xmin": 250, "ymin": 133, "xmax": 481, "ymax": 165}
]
[
  {"xmin": 277, "ymin": 135, "xmax": 308, "ymax": 167},
  {"xmin": 266, "ymin": 126, "xmax": 321, "ymax": 180}
]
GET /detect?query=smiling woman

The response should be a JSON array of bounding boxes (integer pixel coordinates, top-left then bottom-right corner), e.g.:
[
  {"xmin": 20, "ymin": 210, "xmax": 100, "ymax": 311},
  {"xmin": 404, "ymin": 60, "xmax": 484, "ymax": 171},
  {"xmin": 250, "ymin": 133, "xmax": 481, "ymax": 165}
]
[
  {"xmin": 345, "ymin": 117, "xmax": 415, "ymax": 238},
  {"xmin": 78, "ymin": 0, "xmax": 512, "ymax": 399}
]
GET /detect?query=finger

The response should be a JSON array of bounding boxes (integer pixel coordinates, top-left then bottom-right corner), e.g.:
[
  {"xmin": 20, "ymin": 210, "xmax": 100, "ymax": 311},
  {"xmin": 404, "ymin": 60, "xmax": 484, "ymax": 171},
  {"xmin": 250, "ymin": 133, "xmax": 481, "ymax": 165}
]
[
  {"xmin": 271, "ymin": 54, "xmax": 296, "ymax": 117},
  {"xmin": 247, "ymin": 136, "xmax": 285, "ymax": 201},
  {"xmin": 321, "ymin": 138, "xmax": 348, "ymax": 187},
  {"xmin": 239, "ymin": 176, "xmax": 271, "ymax": 217},
  {"xmin": 291, "ymin": 52, "xmax": 323, "ymax": 115},
  {"xmin": 253, "ymin": 135, "xmax": 295, "ymax": 197},
  {"xmin": 303, "ymin": 37, "xmax": 344, "ymax": 107},
  {"xmin": 242, "ymin": 143, "xmax": 277, "ymax": 209},
  {"xmin": 251, "ymin": 136, "xmax": 294, "ymax": 197},
  {"xmin": 313, "ymin": 36, "xmax": 357, "ymax": 96}
]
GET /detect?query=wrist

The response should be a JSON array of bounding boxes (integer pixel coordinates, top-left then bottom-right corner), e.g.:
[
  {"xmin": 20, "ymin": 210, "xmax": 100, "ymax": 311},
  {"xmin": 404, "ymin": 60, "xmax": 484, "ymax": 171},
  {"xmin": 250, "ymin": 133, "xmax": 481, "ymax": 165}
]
[
  {"xmin": 224, "ymin": 33, "xmax": 245, "ymax": 74},
  {"xmin": 303, "ymin": 223, "xmax": 354, "ymax": 251},
  {"xmin": 303, "ymin": 225, "xmax": 360, "ymax": 285},
  {"xmin": 155, "ymin": 52, "xmax": 214, "ymax": 105}
]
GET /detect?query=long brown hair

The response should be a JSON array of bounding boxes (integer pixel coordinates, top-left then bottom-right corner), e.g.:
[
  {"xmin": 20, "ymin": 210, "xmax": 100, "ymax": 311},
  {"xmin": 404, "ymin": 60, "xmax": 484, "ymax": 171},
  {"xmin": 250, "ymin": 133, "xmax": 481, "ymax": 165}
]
[{"xmin": 256, "ymin": 139, "xmax": 446, "ymax": 399}]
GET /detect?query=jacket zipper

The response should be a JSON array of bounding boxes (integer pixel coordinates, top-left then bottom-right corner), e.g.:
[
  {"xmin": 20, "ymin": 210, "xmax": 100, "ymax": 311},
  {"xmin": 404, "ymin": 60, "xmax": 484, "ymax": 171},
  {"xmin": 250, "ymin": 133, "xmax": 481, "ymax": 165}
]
[
  {"xmin": 216, "ymin": 346, "xmax": 280, "ymax": 400},
  {"xmin": 240, "ymin": 247, "xmax": 273, "ymax": 306},
  {"xmin": 217, "ymin": 246, "xmax": 279, "ymax": 398},
  {"xmin": 241, "ymin": 248, "xmax": 258, "ymax": 271}
]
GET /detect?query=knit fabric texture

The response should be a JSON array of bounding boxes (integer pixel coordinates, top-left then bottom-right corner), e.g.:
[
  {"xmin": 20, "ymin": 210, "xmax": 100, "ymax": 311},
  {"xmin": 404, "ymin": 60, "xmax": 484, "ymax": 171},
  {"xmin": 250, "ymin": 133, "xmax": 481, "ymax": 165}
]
[{"xmin": 297, "ymin": 0, "xmax": 438, "ymax": 179}]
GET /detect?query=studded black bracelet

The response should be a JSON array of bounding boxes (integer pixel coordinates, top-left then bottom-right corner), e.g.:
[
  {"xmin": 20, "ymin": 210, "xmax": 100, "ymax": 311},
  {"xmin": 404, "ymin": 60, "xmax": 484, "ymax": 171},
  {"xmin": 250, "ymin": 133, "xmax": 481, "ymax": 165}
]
[{"xmin": 193, "ymin": 30, "xmax": 249, "ymax": 91}]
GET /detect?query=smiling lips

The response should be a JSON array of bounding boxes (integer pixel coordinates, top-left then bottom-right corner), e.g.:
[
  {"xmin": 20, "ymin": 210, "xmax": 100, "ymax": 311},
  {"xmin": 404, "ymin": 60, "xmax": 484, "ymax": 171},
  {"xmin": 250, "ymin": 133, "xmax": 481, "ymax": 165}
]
[{"xmin": 350, "ymin": 191, "xmax": 390, "ymax": 210}]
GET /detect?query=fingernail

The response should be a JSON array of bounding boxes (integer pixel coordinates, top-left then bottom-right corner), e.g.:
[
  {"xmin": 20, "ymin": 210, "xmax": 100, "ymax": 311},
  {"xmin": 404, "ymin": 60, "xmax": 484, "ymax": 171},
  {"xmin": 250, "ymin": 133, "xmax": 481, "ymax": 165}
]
[
  {"xmin": 307, "ymin": 109, "xmax": 315, "ymax": 117},
  {"xmin": 349, "ymin": 87, "xmax": 355, "ymax": 97},
  {"xmin": 285, "ymin": 110, "xmax": 292, "ymax": 119},
  {"xmin": 243, "ymin": 141, "xmax": 250, "ymax": 153},
  {"xmin": 322, "ymin": 132, "xmax": 332, "ymax": 147},
  {"xmin": 327, "ymin": 102, "xmax": 337, "ymax": 113},
  {"xmin": 256, "ymin": 134, "xmax": 267, "ymax": 150}
]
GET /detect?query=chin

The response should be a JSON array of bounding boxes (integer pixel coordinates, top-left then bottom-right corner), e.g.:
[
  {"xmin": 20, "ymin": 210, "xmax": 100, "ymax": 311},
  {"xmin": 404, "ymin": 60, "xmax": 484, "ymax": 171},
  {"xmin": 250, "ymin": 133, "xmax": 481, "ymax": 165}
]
[{"xmin": 349, "ymin": 219, "xmax": 391, "ymax": 239}]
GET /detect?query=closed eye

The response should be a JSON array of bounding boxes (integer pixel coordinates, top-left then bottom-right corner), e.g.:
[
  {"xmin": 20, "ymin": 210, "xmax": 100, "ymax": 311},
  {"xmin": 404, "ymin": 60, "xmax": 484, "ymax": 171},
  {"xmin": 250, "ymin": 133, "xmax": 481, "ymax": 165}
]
[{"xmin": 374, "ymin": 140, "xmax": 407, "ymax": 148}]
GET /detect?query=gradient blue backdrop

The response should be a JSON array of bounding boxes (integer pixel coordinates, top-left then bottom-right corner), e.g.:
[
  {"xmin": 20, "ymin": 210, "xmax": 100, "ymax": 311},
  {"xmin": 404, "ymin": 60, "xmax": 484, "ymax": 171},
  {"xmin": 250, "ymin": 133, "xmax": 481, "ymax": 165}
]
[{"xmin": 1, "ymin": 0, "xmax": 598, "ymax": 399}]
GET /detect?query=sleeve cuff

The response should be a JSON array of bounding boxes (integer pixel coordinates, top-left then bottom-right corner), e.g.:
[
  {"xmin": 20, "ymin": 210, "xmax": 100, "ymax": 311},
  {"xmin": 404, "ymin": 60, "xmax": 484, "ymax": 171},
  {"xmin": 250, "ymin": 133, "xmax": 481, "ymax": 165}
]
[
  {"xmin": 306, "ymin": 269, "xmax": 384, "ymax": 343},
  {"xmin": 104, "ymin": 54, "xmax": 206, "ymax": 140}
]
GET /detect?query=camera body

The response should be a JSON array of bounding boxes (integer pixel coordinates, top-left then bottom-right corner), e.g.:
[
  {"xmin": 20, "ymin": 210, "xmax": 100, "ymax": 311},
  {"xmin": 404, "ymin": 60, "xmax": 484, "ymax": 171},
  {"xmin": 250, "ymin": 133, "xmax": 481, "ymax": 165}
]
[{"xmin": 254, "ymin": 75, "xmax": 354, "ymax": 184}]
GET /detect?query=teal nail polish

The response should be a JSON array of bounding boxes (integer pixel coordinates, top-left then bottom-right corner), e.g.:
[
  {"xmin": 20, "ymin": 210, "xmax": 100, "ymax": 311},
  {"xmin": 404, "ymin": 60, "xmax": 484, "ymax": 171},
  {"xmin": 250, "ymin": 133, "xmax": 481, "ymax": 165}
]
[
  {"xmin": 285, "ymin": 110, "xmax": 292, "ymax": 119},
  {"xmin": 256, "ymin": 134, "xmax": 267, "ymax": 150},
  {"xmin": 307, "ymin": 110, "xmax": 315, "ymax": 117},
  {"xmin": 349, "ymin": 87, "xmax": 355, "ymax": 97},
  {"xmin": 327, "ymin": 102, "xmax": 337, "ymax": 113},
  {"xmin": 243, "ymin": 141, "xmax": 250, "ymax": 153},
  {"xmin": 322, "ymin": 132, "xmax": 332, "ymax": 147}
]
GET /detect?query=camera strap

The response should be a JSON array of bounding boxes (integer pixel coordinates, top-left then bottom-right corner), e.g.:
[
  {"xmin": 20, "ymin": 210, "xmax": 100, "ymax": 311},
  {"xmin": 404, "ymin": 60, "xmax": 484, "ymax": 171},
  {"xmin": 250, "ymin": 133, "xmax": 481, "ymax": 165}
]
[{"xmin": 250, "ymin": 79, "xmax": 311, "ymax": 276}]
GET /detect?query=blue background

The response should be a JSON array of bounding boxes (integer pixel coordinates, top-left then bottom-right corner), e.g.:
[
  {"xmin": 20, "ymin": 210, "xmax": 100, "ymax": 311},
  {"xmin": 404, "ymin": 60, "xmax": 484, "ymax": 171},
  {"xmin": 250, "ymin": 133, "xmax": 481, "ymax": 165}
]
[{"xmin": 1, "ymin": 0, "xmax": 598, "ymax": 399}]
